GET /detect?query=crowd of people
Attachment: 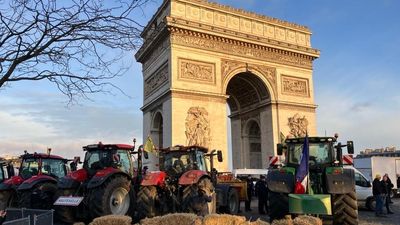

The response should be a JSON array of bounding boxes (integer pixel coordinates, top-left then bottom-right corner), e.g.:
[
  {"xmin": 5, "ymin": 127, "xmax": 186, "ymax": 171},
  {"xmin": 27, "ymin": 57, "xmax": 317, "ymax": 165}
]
[{"xmin": 372, "ymin": 173, "xmax": 396, "ymax": 217}]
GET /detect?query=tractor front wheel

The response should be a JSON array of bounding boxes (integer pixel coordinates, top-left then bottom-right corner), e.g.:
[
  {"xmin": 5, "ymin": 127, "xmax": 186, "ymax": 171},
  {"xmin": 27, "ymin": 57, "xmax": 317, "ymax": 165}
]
[
  {"xmin": 89, "ymin": 176, "xmax": 135, "ymax": 219},
  {"xmin": 136, "ymin": 186, "xmax": 161, "ymax": 220},
  {"xmin": 53, "ymin": 189, "xmax": 77, "ymax": 225},
  {"xmin": 332, "ymin": 190, "xmax": 358, "ymax": 225},
  {"xmin": 182, "ymin": 178, "xmax": 216, "ymax": 215},
  {"xmin": 268, "ymin": 191, "xmax": 289, "ymax": 222}
]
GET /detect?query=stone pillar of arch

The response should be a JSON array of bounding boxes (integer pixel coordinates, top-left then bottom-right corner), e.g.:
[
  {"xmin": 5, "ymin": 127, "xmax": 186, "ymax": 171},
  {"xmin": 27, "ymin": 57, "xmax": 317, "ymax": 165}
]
[{"xmin": 136, "ymin": 0, "xmax": 320, "ymax": 171}]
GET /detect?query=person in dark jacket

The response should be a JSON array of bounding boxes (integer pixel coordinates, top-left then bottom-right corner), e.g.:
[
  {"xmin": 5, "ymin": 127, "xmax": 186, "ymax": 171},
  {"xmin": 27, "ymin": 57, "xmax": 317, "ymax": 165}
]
[
  {"xmin": 373, "ymin": 174, "xmax": 385, "ymax": 217},
  {"xmin": 0, "ymin": 210, "xmax": 6, "ymax": 225},
  {"xmin": 255, "ymin": 175, "xmax": 268, "ymax": 214},
  {"xmin": 397, "ymin": 174, "xmax": 400, "ymax": 192},
  {"xmin": 382, "ymin": 174, "xmax": 394, "ymax": 214},
  {"xmin": 245, "ymin": 175, "xmax": 254, "ymax": 211}
]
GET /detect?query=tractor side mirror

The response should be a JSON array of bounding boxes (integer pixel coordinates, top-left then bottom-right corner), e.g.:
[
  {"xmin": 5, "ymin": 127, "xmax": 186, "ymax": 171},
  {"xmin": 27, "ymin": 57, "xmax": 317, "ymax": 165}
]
[
  {"xmin": 277, "ymin": 144, "xmax": 284, "ymax": 156},
  {"xmin": 70, "ymin": 162, "xmax": 77, "ymax": 171},
  {"xmin": 217, "ymin": 150, "xmax": 223, "ymax": 162},
  {"xmin": 347, "ymin": 141, "xmax": 354, "ymax": 154},
  {"xmin": 144, "ymin": 151, "xmax": 149, "ymax": 159},
  {"xmin": 7, "ymin": 164, "xmax": 15, "ymax": 177},
  {"xmin": 73, "ymin": 156, "xmax": 81, "ymax": 164}
]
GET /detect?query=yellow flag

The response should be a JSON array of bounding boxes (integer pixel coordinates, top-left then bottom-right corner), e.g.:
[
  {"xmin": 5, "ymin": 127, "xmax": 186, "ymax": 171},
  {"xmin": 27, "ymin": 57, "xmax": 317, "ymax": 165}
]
[{"xmin": 144, "ymin": 136, "xmax": 155, "ymax": 153}]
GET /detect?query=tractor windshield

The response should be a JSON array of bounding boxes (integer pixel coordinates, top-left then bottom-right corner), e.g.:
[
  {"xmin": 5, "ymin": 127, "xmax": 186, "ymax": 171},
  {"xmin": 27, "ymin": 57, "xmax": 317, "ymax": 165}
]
[
  {"xmin": 84, "ymin": 150, "xmax": 112, "ymax": 170},
  {"xmin": 20, "ymin": 158, "xmax": 40, "ymax": 179},
  {"xmin": 287, "ymin": 142, "xmax": 333, "ymax": 165},
  {"xmin": 0, "ymin": 166, "xmax": 4, "ymax": 181},
  {"xmin": 41, "ymin": 159, "xmax": 67, "ymax": 178},
  {"xmin": 162, "ymin": 151, "xmax": 208, "ymax": 175}
]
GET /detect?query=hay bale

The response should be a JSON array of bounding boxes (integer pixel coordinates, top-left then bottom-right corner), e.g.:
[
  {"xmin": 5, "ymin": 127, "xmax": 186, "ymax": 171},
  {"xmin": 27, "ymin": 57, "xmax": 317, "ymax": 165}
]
[
  {"xmin": 140, "ymin": 213, "xmax": 201, "ymax": 225},
  {"xmin": 271, "ymin": 215, "xmax": 293, "ymax": 225},
  {"xmin": 249, "ymin": 219, "xmax": 270, "ymax": 225},
  {"xmin": 203, "ymin": 214, "xmax": 247, "ymax": 225},
  {"xmin": 89, "ymin": 215, "xmax": 132, "ymax": 225},
  {"xmin": 293, "ymin": 216, "xmax": 322, "ymax": 225}
]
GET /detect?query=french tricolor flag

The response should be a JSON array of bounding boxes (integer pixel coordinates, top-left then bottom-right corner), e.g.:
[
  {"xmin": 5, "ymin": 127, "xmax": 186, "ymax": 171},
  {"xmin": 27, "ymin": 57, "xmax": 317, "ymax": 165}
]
[{"xmin": 294, "ymin": 133, "xmax": 309, "ymax": 194}]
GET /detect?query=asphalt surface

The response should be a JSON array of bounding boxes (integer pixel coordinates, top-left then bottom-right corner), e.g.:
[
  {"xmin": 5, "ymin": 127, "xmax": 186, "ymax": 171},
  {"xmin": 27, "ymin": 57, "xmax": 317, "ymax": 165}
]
[{"xmin": 238, "ymin": 197, "xmax": 400, "ymax": 225}]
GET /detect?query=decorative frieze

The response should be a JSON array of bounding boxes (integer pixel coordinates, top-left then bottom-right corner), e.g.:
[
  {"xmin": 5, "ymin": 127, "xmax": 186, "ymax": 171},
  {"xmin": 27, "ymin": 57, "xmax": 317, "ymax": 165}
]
[
  {"xmin": 281, "ymin": 75, "xmax": 309, "ymax": 97},
  {"xmin": 178, "ymin": 58, "xmax": 215, "ymax": 84},
  {"xmin": 170, "ymin": 30, "xmax": 314, "ymax": 69},
  {"xmin": 144, "ymin": 64, "xmax": 169, "ymax": 97}
]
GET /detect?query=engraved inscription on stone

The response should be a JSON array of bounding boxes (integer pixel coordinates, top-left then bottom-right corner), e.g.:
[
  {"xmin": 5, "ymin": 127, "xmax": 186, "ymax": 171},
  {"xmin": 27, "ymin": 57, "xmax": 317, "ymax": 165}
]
[
  {"xmin": 179, "ymin": 58, "xmax": 215, "ymax": 83},
  {"xmin": 185, "ymin": 107, "xmax": 211, "ymax": 147},
  {"xmin": 144, "ymin": 64, "xmax": 168, "ymax": 97},
  {"xmin": 282, "ymin": 75, "xmax": 309, "ymax": 97}
]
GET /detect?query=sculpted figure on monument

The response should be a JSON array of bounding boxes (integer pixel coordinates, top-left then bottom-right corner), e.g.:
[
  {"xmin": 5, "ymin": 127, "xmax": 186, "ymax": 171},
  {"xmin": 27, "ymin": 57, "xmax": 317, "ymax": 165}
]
[
  {"xmin": 185, "ymin": 107, "xmax": 211, "ymax": 147},
  {"xmin": 288, "ymin": 113, "xmax": 308, "ymax": 137}
]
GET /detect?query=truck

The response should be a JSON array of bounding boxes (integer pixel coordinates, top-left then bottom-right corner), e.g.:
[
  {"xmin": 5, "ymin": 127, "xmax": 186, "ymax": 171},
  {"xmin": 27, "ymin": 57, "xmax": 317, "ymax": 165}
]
[
  {"xmin": 267, "ymin": 136, "xmax": 358, "ymax": 225},
  {"xmin": 354, "ymin": 156, "xmax": 400, "ymax": 197}
]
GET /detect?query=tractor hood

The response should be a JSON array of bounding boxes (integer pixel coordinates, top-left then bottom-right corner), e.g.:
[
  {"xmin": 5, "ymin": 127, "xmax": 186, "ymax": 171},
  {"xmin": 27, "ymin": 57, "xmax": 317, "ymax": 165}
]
[{"xmin": 0, "ymin": 176, "xmax": 24, "ymax": 190}]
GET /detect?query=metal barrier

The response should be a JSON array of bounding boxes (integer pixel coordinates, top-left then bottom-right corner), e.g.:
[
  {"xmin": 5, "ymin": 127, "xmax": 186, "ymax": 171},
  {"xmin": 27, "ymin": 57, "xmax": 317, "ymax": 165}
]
[
  {"xmin": 3, "ymin": 216, "xmax": 30, "ymax": 225},
  {"xmin": 4, "ymin": 208, "xmax": 53, "ymax": 225}
]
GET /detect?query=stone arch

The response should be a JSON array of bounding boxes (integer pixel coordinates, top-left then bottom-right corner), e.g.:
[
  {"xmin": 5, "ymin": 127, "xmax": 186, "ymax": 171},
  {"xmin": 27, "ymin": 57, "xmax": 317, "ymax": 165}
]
[
  {"xmin": 151, "ymin": 111, "xmax": 163, "ymax": 149},
  {"xmin": 222, "ymin": 64, "xmax": 276, "ymax": 102}
]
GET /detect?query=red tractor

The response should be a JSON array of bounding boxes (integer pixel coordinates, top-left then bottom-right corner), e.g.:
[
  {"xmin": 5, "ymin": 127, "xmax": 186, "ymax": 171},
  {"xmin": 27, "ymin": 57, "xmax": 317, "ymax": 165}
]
[
  {"xmin": 136, "ymin": 146, "xmax": 240, "ymax": 220},
  {"xmin": 54, "ymin": 142, "xmax": 143, "ymax": 224},
  {"xmin": 0, "ymin": 152, "xmax": 70, "ymax": 210}
]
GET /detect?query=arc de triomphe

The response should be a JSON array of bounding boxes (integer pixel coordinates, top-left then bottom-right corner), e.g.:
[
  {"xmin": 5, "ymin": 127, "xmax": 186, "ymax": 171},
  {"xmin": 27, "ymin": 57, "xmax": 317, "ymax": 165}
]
[{"xmin": 136, "ymin": 0, "xmax": 320, "ymax": 171}]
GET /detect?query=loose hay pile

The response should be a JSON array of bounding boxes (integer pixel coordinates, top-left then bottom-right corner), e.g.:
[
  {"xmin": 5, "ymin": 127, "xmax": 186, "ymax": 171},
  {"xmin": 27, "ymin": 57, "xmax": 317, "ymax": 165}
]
[{"xmin": 92, "ymin": 213, "xmax": 322, "ymax": 225}]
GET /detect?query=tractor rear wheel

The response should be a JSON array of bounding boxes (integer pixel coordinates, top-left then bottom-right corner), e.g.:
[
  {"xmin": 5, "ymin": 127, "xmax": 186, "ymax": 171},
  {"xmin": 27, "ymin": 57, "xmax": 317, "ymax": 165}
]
[
  {"xmin": 18, "ymin": 182, "xmax": 57, "ymax": 209},
  {"xmin": 332, "ymin": 190, "xmax": 358, "ymax": 225},
  {"xmin": 182, "ymin": 178, "xmax": 216, "ymax": 215},
  {"xmin": 54, "ymin": 189, "xmax": 77, "ymax": 225},
  {"xmin": 89, "ymin": 176, "xmax": 135, "ymax": 219},
  {"xmin": 268, "ymin": 191, "xmax": 289, "ymax": 222}
]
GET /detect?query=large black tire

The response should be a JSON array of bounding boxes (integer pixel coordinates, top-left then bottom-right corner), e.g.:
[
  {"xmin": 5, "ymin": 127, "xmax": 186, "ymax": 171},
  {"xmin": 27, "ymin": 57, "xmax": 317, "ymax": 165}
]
[
  {"xmin": 268, "ymin": 191, "xmax": 289, "ymax": 222},
  {"xmin": 18, "ymin": 182, "xmax": 57, "ymax": 209},
  {"xmin": 366, "ymin": 196, "xmax": 375, "ymax": 211},
  {"xmin": 136, "ymin": 186, "xmax": 160, "ymax": 220},
  {"xmin": 220, "ymin": 188, "xmax": 239, "ymax": 214},
  {"xmin": 332, "ymin": 191, "xmax": 358, "ymax": 225},
  {"xmin": 54, "ymin": 189, "xmax": 77, "ymax": 225},
  {"xmin": 0, "ymin": 190, "xmax": 18, "ymax": 210},
  {"xmin": 89, "ymin": 176, "xmax": 135, "ymax": 219},
  {"xmin": 181, "ymin": 178, "xmax": 216, "ymax": 215}
]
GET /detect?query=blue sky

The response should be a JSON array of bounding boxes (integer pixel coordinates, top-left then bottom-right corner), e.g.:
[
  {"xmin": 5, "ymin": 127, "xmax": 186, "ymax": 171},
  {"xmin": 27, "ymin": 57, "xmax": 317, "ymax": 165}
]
[{"xmin": 0, "ymin": 0, "xmax": 399, "ymax": 159}]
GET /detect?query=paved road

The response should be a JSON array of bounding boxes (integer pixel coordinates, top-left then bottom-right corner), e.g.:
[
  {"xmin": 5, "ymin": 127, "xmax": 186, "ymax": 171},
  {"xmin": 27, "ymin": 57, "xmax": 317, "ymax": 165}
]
[{"xmin": 238, "ymin": 197, "xmax": 400, "ymax": 225}]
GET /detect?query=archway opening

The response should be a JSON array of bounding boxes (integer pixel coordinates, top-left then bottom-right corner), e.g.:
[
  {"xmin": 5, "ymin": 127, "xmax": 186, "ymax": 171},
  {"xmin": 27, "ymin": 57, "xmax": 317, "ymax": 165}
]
[
  {"xmin": 226, "ymin": 72, "xmax": 270, "ymax": 169},
  {"xmin": 152, "ymin": 112, "xmax": 163, "ymax": 148}
]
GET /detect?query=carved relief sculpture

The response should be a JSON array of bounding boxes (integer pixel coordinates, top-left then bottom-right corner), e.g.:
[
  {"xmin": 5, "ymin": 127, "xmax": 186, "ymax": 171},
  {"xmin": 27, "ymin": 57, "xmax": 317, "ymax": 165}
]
[
  {"xmin": 282, "ymin": 75, "xmax": 309, "ymax": 97},
  {"xmin": 288, "ymin": 113, "xmax": 308, "ymax": 137},
  {"xmin": 179, "ymin": 58, "xmax": 215, "ymax": 83},
  {"xmin": 144, "ymin": 64, "xmax": 168, "ymax": 97},
  {"xmin": 185, "ymin": 107, "xmax": 211, "ymax": 147}
]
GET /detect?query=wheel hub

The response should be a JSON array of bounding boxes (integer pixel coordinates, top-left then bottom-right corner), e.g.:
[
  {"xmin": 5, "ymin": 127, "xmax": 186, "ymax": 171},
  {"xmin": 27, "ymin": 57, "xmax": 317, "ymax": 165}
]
[{"xmin": 109, "ymin": 187, "xmax": 130, "ymax": 215}]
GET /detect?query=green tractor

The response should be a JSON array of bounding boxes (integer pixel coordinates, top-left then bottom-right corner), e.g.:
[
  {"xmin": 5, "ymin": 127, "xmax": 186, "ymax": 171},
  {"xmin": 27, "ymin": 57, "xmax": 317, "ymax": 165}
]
[{"xmin": 267, "ymin": 136, "xmax": 358, "ymax": 225}]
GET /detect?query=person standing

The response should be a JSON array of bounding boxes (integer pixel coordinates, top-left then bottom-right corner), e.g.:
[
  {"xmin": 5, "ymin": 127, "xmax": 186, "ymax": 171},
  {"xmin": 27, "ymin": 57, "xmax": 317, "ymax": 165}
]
[
  {"xmin": 245, "ymin": 175, "xmax": 254, "ymax": 211},
  {"xmin": 382, "ymin": 174, "xmax": 394, "ymax": 214},
  {"xmin": 255, "ymin": 175, "xmax": 269, "ymax": 214},
  {"xmin": 384, "ymin": 173, "xmax": 394, "ymax": 204},
  {"xmin": 373, "ymin": 174, "xmax": 385, "ymax": 217},
  {"xmin": 397, "ymin": 174, "xmax": 400, "ymax": 195}
]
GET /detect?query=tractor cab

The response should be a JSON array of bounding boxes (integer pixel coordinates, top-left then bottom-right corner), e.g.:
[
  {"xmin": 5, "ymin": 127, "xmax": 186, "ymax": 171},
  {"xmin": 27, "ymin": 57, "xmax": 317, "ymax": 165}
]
[
  {"xmin": 159, "ymin": 146, "xmax": 209, "ymax": 177},
  {"xmin": 19, "ymin": 153, "xmax": 68, "ymax": 180},
  {"xmin": 82, "ymin": 143, "xmax": 134, "ymax": 177}
]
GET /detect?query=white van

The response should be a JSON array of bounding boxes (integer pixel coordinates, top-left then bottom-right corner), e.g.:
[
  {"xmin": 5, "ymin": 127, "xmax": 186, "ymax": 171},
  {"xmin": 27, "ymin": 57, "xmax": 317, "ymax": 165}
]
[{"xmin": 352, "ymin": 166, "xmax": 375, "ymax": 210}]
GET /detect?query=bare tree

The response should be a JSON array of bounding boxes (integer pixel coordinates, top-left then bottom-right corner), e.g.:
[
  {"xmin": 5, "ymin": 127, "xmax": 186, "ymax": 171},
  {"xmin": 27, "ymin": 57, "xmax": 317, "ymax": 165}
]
[{"xmin": 0, "ymin": 0, "xmax": 149, "ymax": 102}]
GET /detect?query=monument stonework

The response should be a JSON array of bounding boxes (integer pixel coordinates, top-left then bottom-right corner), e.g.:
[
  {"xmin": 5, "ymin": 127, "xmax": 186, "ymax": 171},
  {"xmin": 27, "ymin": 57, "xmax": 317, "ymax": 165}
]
[{"xmin": 136, "ymin": 0, "xmax": 320, "ymax": 171}]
